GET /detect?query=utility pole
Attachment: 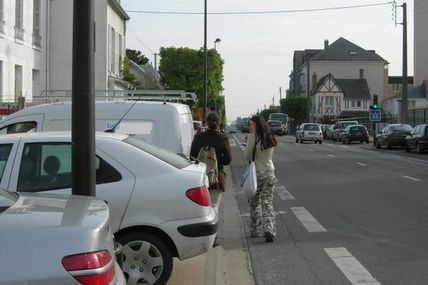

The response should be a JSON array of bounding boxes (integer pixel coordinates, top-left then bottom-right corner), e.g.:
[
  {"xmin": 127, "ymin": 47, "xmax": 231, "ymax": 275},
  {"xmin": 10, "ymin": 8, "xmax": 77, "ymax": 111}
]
[
  {"xmin": 401, "ymin": 2, "xmax": 408, "ymax": 124},
  {"xmin": 306, "ymin": 61, "xmax": 311, "ymax": 122},
  {"xmin": 72, "ymin": 0, "xmax": 95, "ymax": 196},
  {"xmin": 203, "ymin": 0, "xmax": 208, "ymax": 120},
  {"xmin": 279, "ymin": 87, "xmax": 282, "ymax": 101},
  {"xmin": 154, "ymin": 53, "xmax": 158, "ymax": 80}
]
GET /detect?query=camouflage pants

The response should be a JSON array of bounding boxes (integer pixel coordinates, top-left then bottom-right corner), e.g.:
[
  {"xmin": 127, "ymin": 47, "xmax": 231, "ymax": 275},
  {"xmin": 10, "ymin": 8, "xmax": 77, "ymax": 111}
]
[{"xmin": 249, "ymin": 170, "xmax": 276, "ymax": 238}]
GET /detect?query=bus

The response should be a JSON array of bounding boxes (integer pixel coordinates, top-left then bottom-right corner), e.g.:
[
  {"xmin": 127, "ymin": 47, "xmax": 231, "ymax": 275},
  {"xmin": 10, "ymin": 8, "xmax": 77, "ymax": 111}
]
[{"xmin": 268, "ymin": 113, "xmax": 289, "ymax": 134}]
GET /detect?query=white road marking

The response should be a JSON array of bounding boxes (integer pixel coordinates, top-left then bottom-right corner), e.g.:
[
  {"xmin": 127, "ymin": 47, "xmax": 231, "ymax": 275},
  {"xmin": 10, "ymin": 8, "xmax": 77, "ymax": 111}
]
[
  {"xmin": 229, "ymin": 139, "xmax": 237, "ymax": 147},
  {"xmin": 402, "ymin": 176, "xmax": 422, "ymax": 182},
  {"xmin": 327, "ymin": 154, "xmax": 336, "ymax": 158},
  {"xmin": 325, "ymin": 247, "xmax": 381, "ymax": 285},
  {"xmin": 310, "ymin": 149, "xmax": 314, "ymax": 152},
  {"xmin": 290, "ymin": 207, "xmax": 327, "ymax": 232},
  {"xmin": 276, "ymin": 186, "xmax": 295, "ymax": 200},
  {"xmin": 356, "ymin": 162, "xmax": 368, "ymax": 167}
]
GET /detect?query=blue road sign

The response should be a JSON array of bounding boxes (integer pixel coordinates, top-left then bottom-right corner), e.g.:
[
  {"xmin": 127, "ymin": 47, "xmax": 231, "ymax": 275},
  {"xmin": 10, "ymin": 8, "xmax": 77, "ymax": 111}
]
[{"xmin": 369, "ymin": 109, "xmax": 381, "ymax": 122}]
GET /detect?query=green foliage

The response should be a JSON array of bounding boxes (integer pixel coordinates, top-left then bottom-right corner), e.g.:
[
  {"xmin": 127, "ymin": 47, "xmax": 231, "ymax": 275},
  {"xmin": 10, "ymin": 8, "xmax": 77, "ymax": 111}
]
[
  {"xmin": 120, "ymin": 56, "xmax": 141, "ymax": 89},
  {"xmin": 258, "ymin": 108, "xmax": 278, "ymax": 122},
  {"xmin": 126, "ymin": 49, "xmax": 149, "ymax": 65},
  {"xmin": 158, "ymin": 47, "xmax": 224, "ymax": 111},
  {"xmin": 280, "ymin": 97, "xmax": 307, "ymax": 120}
]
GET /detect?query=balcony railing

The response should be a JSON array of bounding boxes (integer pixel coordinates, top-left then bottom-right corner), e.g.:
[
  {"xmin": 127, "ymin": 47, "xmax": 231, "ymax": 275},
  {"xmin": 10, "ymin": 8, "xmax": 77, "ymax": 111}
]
[
  {"xmin": 14, "ymin": 26, "xmax": 25, "ymax": 41},
  {"xmin": 0, "ymin": 20, "xmax": 5, "ymax": 34},
  {"xmin": 32, "ymin": 34, "xmax": 42, "ymax": 48}
]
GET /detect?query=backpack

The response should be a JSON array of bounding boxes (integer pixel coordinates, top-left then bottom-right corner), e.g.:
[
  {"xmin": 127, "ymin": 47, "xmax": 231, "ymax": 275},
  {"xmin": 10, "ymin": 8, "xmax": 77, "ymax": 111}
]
[{"xmin": 197, "ymin": 146, "xmax": 218, "ymax": 187}]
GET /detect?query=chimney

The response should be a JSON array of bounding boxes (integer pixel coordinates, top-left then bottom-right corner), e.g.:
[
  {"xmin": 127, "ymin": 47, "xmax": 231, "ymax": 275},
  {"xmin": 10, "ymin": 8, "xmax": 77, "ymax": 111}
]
[{"xmin": 324, "ymin": 40, "xmax": 329, "ymax": 50}]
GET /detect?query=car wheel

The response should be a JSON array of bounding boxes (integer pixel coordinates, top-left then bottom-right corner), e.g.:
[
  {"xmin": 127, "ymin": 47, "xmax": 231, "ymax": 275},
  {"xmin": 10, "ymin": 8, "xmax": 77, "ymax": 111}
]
[
  {"xmin": 319, "ymin": 140, "xmax": 322, "ymax": 144},
  {"xmin": 295, "ymin": 138, "xmax": 298, "ymax": 143},
  {"xmin": 386, "ymin": 140, "xmax": 392, "ymax": 150},
  {"xmin": 117, "ymin": 231, "xmax": 173, "ymax": 285},
  {"xmin": 417, "ymin": 143, "xmax": 423, "ymax": 154},
  {"xmin": 405, "ymin": 144, "xmax": 410, "ymax": 152},
  {"xmin": 376, "ymin": 141, "xmax": 381, "ymax": 149}
]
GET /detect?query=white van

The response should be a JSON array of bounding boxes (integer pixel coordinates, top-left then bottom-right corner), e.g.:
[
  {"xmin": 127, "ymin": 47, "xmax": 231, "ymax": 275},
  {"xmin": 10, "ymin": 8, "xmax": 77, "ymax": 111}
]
[{"xmin": 0, "ymin": 101, "xmax": 195, "ymax": 156}]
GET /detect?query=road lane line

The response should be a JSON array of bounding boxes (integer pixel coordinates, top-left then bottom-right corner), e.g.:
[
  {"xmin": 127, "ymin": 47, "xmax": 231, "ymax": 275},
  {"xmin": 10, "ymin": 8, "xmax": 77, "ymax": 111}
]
[
  {"xmin": 290, "ymin": 207, "xmax": 327, "ymax": 232},
  {"xmin": 327, "ymin": 154, "xmax": 336, "ymax": 158},
  {"xmin": 356, "ymin": 162, "xmax": 368, "ymax": 167},
  {"xmin": 325, "ymin": 247, "xmax": 381, "ymax": 285},
  {"xmin": 402, "ymin": 176, "xmax": 422, "ymax": 182},
  {"xmin": 276, "ymin": 186, "xmax": 295, "ymax": 200}
]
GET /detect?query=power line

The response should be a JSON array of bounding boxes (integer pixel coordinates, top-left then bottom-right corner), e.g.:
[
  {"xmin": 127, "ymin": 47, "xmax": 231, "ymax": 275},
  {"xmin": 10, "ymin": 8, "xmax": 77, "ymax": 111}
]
[
  {"xmin": 127, "ymin": 24, "xmax": 155, "ymax": 54},
  {"xmin": 126, "ymin": 2, "xmax": 393, "ymax": 16}
]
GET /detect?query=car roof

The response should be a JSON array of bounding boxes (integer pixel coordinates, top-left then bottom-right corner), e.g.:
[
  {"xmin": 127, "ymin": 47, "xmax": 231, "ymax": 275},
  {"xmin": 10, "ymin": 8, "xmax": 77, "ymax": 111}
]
[{"xmin": 0, "ymin": 131, "xmax": 128, "ymax": 141}]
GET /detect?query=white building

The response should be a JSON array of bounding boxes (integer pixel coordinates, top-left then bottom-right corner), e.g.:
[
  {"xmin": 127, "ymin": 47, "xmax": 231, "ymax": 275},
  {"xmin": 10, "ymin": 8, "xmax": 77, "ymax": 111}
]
[
  {"xmin": 0, "ymin": 0, "xmax": 47, "ymax": 103},
  {"xmin": 48, "ymin": 0, "xmax": 129, "ymax": 94},
  {"xmin": 414, "ymin": 0, "xmax": 428, "ymax": 87}
]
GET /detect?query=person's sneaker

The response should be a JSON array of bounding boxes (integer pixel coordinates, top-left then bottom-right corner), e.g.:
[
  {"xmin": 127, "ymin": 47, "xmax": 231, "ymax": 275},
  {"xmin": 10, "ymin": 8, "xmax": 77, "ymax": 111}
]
[{"xmin": 264, "ymin": 232, "xmax": 274, "ymax": 243}]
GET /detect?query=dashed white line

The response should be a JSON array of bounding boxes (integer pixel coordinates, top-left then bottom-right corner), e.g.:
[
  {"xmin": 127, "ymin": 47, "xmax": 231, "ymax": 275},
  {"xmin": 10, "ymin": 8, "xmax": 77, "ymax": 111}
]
[
  {"xmin": 327, "ymin": 154, "xmax": 336, "ymax": 158},
  {"xmin": 356, "ymin": 162, "xmax": 368, "ymax": 167},
  {"xmin": 402, "ymin": 175, "xmax": 422, "ymax": 182},
  {"xmin": 276, "ymin": 186, "xmax": 295, "ymax": 200},
  {"xmin": 290, "ymin": 207, "xmax": 327, "ymax": 233},
  {"xmin": 325, "ymin": 247, "xmax": 381, "ymax": 285}
]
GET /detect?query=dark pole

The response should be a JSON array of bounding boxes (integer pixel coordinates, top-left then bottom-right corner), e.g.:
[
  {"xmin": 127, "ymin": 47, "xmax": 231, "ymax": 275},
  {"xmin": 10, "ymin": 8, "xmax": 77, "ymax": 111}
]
[
  {"xmin": 401, "ymin": 2, "xmax": 408, "ymax": 124},
  {"xmin": 72, "ymin": 0, "xmax": 96, "ymax": 196},
  {"xmin": 204, "ymin": 0, "xmax": 208, "ymax": 120},
  {"xmin": 306, "ymin": 61, "xmax": 311, "ymax": 122}
]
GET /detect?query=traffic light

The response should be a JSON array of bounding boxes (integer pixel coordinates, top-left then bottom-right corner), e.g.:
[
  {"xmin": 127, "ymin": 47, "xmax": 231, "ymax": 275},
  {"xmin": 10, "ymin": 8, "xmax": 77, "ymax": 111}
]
[{"xmin": 372, "ymin": 94, "xmax": 379, "ymax": 109}]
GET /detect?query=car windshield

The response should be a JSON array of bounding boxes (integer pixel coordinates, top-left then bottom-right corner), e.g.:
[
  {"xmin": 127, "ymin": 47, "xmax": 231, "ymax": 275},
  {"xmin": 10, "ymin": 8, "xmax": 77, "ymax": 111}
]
[
  {"xmin": 0, "ymin": 189, "xmax": 17, "ymax": 214},
  {"xmin": 269, "ymin": 122, "xmax": 281, "ymax": 127},
  {"xmin": 391, "ymin": 125, "xmax": 412, "ymax": 132},
  {"xmin": 342, "ymin": 122, "xmax": 357, "ymax": 128},
  {"xmin": 303, "ymin": 125, "xmax": 320, "ymax": 131},
  {"xmin": 124, "ymin": 137, "xmax": 192, "ymax": 169}
]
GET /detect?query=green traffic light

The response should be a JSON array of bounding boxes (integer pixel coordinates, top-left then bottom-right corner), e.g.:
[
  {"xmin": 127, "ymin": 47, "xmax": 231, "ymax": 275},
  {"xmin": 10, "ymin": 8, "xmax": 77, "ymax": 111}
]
[{"xmin": 373, "ymin": 104, "xmax": 379, "ymax": 109}]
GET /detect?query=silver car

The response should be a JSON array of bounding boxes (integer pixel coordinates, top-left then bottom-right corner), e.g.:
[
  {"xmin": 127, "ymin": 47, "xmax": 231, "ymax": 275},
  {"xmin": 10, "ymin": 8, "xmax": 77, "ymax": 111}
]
[
  {"xmin": 295, "ymin": 123, "xmax": 323, "ymax": 144},
  {"xmin": 0, "ymin": 189, "xmax": 125, "ymax": 285}
]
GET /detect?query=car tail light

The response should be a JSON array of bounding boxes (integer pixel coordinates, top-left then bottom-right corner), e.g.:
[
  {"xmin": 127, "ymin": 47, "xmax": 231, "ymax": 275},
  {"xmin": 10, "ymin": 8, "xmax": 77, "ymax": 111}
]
[
  {"xmin": 186, "ymin": 186, "xmax": 211, "ymax": 206},
  {"xmin": 62, "ymin": 250, "xmax": 115, "ymax": 285}
]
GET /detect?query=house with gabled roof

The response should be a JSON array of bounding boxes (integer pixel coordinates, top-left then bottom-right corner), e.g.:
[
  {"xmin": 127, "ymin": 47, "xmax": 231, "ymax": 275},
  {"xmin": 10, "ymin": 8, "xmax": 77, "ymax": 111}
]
[
  {"xmin": 311, "ymin": 73, "xmax": 371, "ymax": 121},
  {"xmin": 289, "ymin": 37, "xmax": 389, "ymax": 121}
]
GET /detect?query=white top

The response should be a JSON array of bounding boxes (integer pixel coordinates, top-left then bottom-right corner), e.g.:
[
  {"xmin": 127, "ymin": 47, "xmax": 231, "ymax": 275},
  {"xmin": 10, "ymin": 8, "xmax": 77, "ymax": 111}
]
[{"xmin": 244, "ymin": 133, "xmax": 275, "ymax": 172}]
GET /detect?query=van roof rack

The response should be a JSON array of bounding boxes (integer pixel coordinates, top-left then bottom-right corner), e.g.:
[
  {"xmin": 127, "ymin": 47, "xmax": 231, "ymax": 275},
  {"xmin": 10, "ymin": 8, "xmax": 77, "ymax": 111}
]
[{"xmin": 33, "ymin": 90, "xmax": 197, "ymax": 105}]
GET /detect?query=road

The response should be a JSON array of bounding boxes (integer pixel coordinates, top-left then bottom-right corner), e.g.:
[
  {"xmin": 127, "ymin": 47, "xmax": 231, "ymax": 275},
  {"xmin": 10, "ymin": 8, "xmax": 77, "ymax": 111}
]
[{"xmin": 228, "ymin": 133, "xmax": 428, "ymax": 285}]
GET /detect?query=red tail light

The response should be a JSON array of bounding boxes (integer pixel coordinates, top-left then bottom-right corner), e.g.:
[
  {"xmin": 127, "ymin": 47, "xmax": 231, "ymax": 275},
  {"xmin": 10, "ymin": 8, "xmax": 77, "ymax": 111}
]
[
  {"xmin": 186, "ymin": 186, "xmax": 211, "ymax": 206},
  {"xmin": 62, "ymin": 250, "xmax": 115, "ymax": 285}
]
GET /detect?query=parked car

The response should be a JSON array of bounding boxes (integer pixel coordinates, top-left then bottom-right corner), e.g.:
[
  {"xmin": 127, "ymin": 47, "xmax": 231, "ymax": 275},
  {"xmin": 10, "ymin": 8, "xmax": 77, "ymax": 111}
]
[
  {"xmin": 340, "ymin": 125, "xmax": 369, "ymax": 144},
  {"xmin": 320, "ymin": 124, "xmax": 333, "ymax": 139},
  {"xmin": 228, "ymin": 126, "xmax": 238, "ymax": 133},
  {"xmin": 0, "ymin": 189, "xmax": 126, "ymax": 285},
  {"xmin": 375, "ymin": 124, "xmax": 412, "ymax": 149},
  {"xmin": 332, "ymin": 121, "xmax": 358, "ymax": 142},
  {"xmin": 295, "ymin": 123, "xmax": 323, "ymax": 144},
  {"xmin": 0, "ymin": 132, "xmax": 217, "ymax": 285},
  {"xmin": 267, "ymin": 120, "xmax": 284, "ymax": 136},
  {"xmin": 0, "ymin": 101, "xmax": 195, "ymax": 157},
  {"xmin": 324, "ymin": 125, "xmax": 335, "ymax": 140},
  {"xmin": 405, "ymin": 124, "xmax": 428, "ymax": 154}
]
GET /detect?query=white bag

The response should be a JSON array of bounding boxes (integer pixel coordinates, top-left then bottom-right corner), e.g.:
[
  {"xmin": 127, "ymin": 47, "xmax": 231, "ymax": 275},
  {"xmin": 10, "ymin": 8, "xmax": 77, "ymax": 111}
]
[{"xmin": 242, "ymin": 161, "xmax": 257, "ymax": 199}]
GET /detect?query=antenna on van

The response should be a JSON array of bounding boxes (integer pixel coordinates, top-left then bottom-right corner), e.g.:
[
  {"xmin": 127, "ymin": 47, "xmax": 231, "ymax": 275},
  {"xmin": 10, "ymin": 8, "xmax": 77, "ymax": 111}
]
[{"xmin": 105, "ymin": 101, "xmax": 138, "ymax": 133}]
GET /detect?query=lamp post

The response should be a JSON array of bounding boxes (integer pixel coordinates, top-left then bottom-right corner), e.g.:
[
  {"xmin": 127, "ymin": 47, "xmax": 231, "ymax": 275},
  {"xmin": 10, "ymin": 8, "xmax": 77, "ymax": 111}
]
[
  {"xmin": 214, "ymin": 38, "xmax": 221, "ymax": 50},
  {"xmin": 203, "ymin": 0, "xmax": 208, "ymax": 120}
]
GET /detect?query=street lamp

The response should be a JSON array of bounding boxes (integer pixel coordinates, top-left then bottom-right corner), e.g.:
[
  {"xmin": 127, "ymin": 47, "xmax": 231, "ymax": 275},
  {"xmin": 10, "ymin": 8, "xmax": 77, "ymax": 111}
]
[
  {"xmin": 214, "ymin": 38, "xmax": 221, "ymax": 50},
  {"xmin": 204, "ymin": 0, "xmax": 207, "ymax": 120}
]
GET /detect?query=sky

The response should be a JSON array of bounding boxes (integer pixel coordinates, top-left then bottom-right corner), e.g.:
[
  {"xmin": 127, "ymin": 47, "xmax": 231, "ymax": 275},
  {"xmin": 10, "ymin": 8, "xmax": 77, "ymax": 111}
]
[{"xmin": 121, "ymin": 0, "xmax": 414, "ymax": 122}]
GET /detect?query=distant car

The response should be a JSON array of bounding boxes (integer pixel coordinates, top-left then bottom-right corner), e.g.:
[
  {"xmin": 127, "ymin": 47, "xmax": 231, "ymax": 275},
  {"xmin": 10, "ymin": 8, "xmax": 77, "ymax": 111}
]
[
  {"xmin": 375, "ymin": 124, "xmax": 412, "ymax": 149},
  {"xmin": 332, "ymin": 121, "xmax": 358, "ymax": 142},
  {"xmin": 320, "ymin": 124, "xmax": 333, "ymax": 138},
  {"xmin": 405, "ymin": 124, "xmax": 428, "ymax": 154},
  {"xmin": 295, "ymin": 123, "xmax": 323, "ymax": 144},
  {"xmin": 324, "ymin": 125, "xmax": 335, "ymax": 140},
  {"xmin": 340, "ymin": 125, "xmax": 369, "ymax": 144},
  {"xmin": 267, "ymin": 120, "xmax": 283, "ymax": 136},
  {"xmin": 228, "ymin": 126, "xmax": 238, "ymax": 133},
  {"xmin": 0, "ymin": 132, "xmax": 217, "ymax": 285},
  {"xmin": 0, "ymin": 189, "xmax": 125, "ymax": 285}
]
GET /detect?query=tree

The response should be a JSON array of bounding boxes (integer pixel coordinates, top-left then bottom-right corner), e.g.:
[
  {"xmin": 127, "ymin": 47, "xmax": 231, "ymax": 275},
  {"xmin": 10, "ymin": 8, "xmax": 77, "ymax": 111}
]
[
  {"xmin": 158, "ymin": 47, "xmax": 224, "ymax": 116},
  {"xmin": 280, "ymin": 97, "xmax": 307, "ymax": 121},
  {"xmin": 258, "ymin": 108, "xmax": 278, "ymax": 122},
  {"xmin": 126, "ymin": 49, "xmax": 149, "ymax": 65}
]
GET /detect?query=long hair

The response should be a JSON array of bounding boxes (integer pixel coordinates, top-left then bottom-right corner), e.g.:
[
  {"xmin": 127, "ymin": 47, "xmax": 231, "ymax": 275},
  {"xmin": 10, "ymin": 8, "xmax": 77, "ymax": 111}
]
[{"xmin": 250, "ymin": 115, "xmax": 277, "ymax": 150}]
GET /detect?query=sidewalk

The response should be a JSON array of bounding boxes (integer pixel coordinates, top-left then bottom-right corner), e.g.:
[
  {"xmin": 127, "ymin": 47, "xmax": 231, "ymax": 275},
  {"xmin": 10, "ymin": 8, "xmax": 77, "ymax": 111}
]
[{"xmin": 168, "ymin": 166, "xmax": 254, "ymax": 284}]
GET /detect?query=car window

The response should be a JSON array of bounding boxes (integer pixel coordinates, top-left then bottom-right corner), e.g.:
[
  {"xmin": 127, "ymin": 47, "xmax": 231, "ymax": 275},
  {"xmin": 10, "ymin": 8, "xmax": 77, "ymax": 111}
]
[
  {"xmin": 303, "ymin": 124, "xmax": 320, "ymax": 131},
  {"xmin": 0, "ymin": 122, "xmax": 37, "ymax": 135},
  {"xmin": 424, "ymin": 126, "xmax": 428, "ymax": 136},
  {"xmin": 124, "ymin": 137, "xmax": 192, "ymax": 169},
  {"xmin": 268, "ymin": 121, "xmax": 281, "ymax": 127},
  {"xmin": 17, "ymin": 143, "xmax": 121, "ymax": 192},
  {"xmin": 0, "ymin": 189, "xmax": 17, "ymax": 214},
  {"xmin": 0, "ymin": 144, "xmax": 13, "ymax": 183},
  {"xmin": 390, "ymin": 125, "xmax": 412, "ymax": 132}
]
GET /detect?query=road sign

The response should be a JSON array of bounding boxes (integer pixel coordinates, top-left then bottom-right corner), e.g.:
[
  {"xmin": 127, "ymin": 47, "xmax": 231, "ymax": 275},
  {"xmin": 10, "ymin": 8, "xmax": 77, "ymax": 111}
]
[{"xmin": 369, "ymin": 109, "xmax": 381, "ymax": 122}]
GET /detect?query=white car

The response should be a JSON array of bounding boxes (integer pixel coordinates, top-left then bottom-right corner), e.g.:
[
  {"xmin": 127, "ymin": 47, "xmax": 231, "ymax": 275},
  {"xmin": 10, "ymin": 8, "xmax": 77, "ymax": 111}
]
[
  {"xmin": 0, "ymin": 132, "xmax": 217, "ymax": 285},
  {"xmin": 295, "ymin": 123, "xmax": 323, "ymax": 144}
]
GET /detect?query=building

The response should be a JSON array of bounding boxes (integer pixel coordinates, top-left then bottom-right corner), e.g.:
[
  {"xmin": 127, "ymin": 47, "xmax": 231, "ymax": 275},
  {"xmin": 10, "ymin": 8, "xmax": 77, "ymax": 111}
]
[
  {"xmin": 0, "ymin": 0, "xmax": 48, "ymax": 103},
  {"xmin": 48, "ymin": 0, "xmax": 130, "ymax": 95},
  {"xmin": 289, "ymin": 38, "xmax": 388, "ymax": 105},
  {"xmin": 385, "ymin": 76, "xmax": 414, "ymax": 101},
  {"xmin": 414, "ymin": 0, "xmax": 428, "ymax": 87}
]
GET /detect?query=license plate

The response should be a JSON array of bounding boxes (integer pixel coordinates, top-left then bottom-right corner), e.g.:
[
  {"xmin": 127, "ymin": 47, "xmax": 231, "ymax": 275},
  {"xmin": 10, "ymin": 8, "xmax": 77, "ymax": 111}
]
[{"xmin": 308, "ymin": 132, "xmax": 316, "ymax": 135}]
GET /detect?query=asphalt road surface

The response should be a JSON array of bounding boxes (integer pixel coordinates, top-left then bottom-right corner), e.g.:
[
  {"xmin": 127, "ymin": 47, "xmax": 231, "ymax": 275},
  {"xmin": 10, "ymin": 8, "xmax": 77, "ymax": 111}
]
[{"xmin": 228, "ymin": 133, "xmax": 428, "ymax": 285}]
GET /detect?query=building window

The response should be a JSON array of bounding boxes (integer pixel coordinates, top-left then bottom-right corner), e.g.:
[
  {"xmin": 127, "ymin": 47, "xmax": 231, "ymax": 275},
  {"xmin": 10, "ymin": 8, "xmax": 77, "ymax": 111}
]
[
  {"xmin": 32, "ymin": 69, "xmax": 40, "ymax": 97},
  {"xmin": 33, "ymin": 0, "xmax": 42, "ymax": 47},
  {"xmin": 357, "ymin": 101, "xmax": 361, "ymax": 108},
  {"xmin": 14, "ymin": 65, "xmax": 23, "ymax": 101},
  {"xmin": 351, "ymin": 100, "xmax": 356, "ymax": 108},
  {"xmin": 15, "ymin": 0, "xmax": 24, "ymax": 40},
  {"xmin": 0, "ymin": 0, "xmax": 4, "ymax": 35},
  {"xmin": 0, "ymin": 61, "xmax": 3, "ymax": 99},
  {"xmin": 409, "ymin": 100, "xmax": 416, "ymax": 109},
  {"xmin": 110, "ymin": 27, "xmax": 115, "ymax": 73},
  {"xmin": 118, "ymin": 33, "xmax": 123, "ymax": 68},
  {"xmin": 325, "ymin": 96, "xmax": 333, "ymax": 107},
  {"xmin": 392, "ymin": 83, "xmax": 399, "ymax": 92}
]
